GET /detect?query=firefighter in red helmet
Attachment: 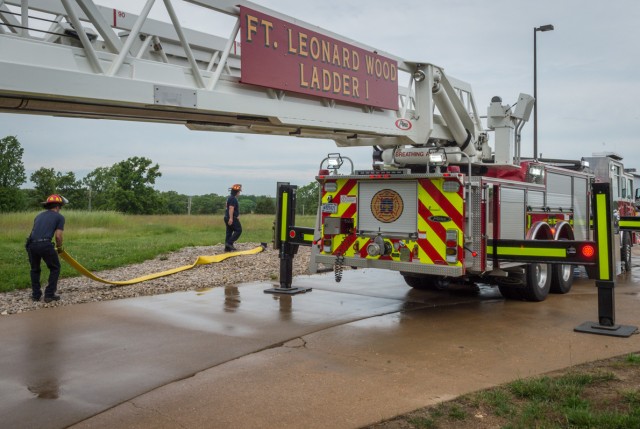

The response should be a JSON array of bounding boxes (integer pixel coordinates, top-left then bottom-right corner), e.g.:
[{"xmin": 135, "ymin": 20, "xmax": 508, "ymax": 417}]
[
  {"xmin": 224, "ymin": 184, "xmax": 242, "ymax": 251},
  {"xmin": 25, "ymin": 194, "xmax": 68, "ymax": 303}
]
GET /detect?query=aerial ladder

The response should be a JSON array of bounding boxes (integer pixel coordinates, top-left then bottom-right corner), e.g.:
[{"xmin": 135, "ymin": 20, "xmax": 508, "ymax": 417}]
[{"xmin": 1, "ymin": 0, "xmax": 482, "ymax": 152}]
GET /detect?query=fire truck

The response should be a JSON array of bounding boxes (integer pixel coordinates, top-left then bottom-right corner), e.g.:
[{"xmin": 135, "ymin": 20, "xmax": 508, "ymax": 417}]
[
  {"xmin": 309, "ymin": 142, "xmax": 595, "ymax": 302},
  {"xmin": 0, "ymin": 1, "xmax": 632, "ymax": 302},
  {"xmin": 581, "ymin": 153, "xmax": 637, "ymax": 271}
]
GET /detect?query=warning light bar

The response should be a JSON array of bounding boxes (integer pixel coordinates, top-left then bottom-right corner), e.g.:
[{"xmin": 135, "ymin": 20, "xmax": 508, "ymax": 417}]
[
  {"xmin": 355, "ymin": 169, "xmax": 409, "ymax": 176},
  {"xmin": 487, "ymin": 239, "xmax": 597, "ymax": 265}
]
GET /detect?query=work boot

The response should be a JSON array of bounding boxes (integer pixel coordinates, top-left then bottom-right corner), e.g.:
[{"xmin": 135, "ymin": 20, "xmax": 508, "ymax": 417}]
[
  {"xmin": 31, "ymin": 295, "xmax": 41, "ymax": 302},
  {"xmin": 44, "ymin": 295, "xmax": 61, "ymax": 303}
]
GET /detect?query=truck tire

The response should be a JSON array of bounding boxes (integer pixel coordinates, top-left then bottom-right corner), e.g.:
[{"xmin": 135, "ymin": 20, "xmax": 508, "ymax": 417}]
[
  {"xmin": 402, "ymin": 274, "xmax": 424, "ymax": 289},
  {"xmin": 551, "ymin": 264, "xmax": 574, "ymax": 294},
  {"xmin": 497, "ymin": 284, "xmax": 522, "ymax": 300},
  {"xmin": 401, "ymin": 273, "xmax": 449, "ymax": 290},
  {"xmin": 496, "ymin": 272, "xmax": 525, "ymax": 300},
  {"xmin": 621, "ymin": 232, "xmax": 632, "ymax": 273},
  {"xmin": 521, "ymin": 263, "xmax": 551, "ymax": 301},
  {"xmin": 550, "ymin": 235, "xmax": 574, "ymax": 294}
]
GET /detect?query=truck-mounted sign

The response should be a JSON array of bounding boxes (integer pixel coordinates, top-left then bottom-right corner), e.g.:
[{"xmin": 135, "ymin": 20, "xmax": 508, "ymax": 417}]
[{"xmin": 240, "ymin": 6, "xmax": 398, "ymax": 110}]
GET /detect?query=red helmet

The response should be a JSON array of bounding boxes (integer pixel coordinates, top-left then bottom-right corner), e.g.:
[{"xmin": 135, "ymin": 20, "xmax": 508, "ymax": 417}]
[
  {"xmin": 230, "ymin": 184, "xmax": 242, "ymax": 192},
  {"xmin": 42, "ymin": 194, "xmax": 68, "ymax": 207}
]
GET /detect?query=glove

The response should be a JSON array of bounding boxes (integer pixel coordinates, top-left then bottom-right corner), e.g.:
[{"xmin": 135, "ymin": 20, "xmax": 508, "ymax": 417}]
[{"xmin": 56, "ymin": 246, "xmax": 64, "ymax": 254}]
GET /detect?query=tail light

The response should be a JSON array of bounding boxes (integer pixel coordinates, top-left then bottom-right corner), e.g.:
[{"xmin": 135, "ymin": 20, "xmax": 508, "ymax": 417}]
[
  {"xmin": 445, "ymin": 229, "xmax": 459, "ymax": 263},
  {"xmin": 323, "ymin": 238, "xmax": 332, "ymax": 253},
  {"xmin": 581, "ymin": 244, "xmax": 595, "ymax": 259}
]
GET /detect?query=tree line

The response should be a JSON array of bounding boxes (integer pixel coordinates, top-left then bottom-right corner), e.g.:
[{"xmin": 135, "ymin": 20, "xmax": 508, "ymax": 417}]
[{"xmin": 0, "ymin": 135, "xmax": 320, "ymax": 215}]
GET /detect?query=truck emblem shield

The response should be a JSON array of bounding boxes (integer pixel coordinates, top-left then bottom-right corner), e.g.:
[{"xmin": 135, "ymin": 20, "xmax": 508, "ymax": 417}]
[{"xmin": 371, "ymin": 189, "xmax": 404, "ymax": 223}]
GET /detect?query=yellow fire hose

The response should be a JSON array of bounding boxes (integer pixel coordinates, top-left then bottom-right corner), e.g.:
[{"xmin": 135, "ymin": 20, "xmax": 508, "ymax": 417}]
[{"xmin": 59, "ymin": 243, "xmax": 266, "ymax": 286}]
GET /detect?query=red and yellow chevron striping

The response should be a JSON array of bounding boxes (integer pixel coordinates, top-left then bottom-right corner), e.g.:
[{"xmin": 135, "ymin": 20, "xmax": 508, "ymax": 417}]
[{"xmin": 320, "ymin": 177, "xmax": 465, "ymax": 268}]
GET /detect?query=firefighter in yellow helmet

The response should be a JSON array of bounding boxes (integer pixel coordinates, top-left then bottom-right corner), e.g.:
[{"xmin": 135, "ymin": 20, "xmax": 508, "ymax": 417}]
[
  {"xmin": 26, "ymin": 194, "xmax": 68, "ymax": 303},
  {"xmin": 224, "ymin": 184, "xmax": 242, "ymax": 252}
]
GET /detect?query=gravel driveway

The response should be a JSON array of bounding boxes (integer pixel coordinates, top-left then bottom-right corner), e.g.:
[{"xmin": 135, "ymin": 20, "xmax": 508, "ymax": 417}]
[{"xmin": 2, "ymin": 243, "xmax": 311, "ymax": 316}]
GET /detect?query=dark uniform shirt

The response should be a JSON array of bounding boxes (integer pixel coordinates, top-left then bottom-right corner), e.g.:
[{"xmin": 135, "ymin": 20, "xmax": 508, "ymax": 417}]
[
  {"xmin": 31, "ymin": 210, "xmax": 65, "ymax": 241},
  {"xmin": 225, "ymin": 195, "xmax": 240, "ymax": 219}
]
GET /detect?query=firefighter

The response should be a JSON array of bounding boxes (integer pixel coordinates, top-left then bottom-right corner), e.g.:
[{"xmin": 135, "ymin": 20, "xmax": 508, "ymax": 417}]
[
  {"xmin": 26, "ymin": 194, "xmax": 68, "ymax": 303},
  {"xmin": 224, "ymin": 184, "xmax": 242, "ymax": 252}
]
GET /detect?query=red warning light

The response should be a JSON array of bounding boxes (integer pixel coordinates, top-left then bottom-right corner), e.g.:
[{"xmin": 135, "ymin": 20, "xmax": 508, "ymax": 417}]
[
  {"xmin": 289, "ymin": 230, "xmax": 296, "ymax": 238},
  {"xmin": 581, "ymin": 244, "xmax": 595, "ymax": 258}
]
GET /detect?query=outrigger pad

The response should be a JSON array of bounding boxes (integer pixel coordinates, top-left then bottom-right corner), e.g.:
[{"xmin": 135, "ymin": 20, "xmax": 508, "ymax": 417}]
[
  {"xmin": 264, "ymin": 286, "xmax": 312, "ymax": 295},
  {"xmin": 574, "ymin": 321, "xmax": 638, "ymax": 338}
]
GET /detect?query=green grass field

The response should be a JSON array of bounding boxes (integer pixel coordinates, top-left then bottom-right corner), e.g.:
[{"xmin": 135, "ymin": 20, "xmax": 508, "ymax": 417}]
[{"xmin": 0, "ymin": 211, "xmax": 315, "ymax": 293}]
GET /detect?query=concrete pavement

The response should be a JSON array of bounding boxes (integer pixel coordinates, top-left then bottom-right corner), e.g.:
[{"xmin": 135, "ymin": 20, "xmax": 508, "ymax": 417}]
[{"xmin": 2, "ymin": 266, "xmax": 640, "ymax": 428}]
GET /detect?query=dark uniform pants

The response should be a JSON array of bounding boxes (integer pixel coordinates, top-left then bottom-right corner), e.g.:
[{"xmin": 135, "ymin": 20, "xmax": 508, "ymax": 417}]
[
  {"xmin": 26, "ymin": 241, "xmax": 60, "ymax": 299},
  {"xmin": 224, "ymin": 217, "xmax": 242, "ymax": 247}
]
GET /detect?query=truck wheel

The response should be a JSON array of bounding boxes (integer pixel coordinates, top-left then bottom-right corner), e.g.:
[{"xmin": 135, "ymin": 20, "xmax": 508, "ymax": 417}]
[
  {"xmin": 402, "ymin": 274, "xmax": 423, "ymax": 288},
  {"xmin": 496, "ymin": 272, "xmax": 524, "ymax": 300},
  {"xmin": 497, "ymin": 284, "xmax": 522, "ymax": 300},
  {"xmin": 621, "ymin": 232, "xmax": 632, "ymax": 273},
  {"xmin": 521, "ymin": 263, "xmax": 551, "ymax": 301},
  {"xmin": 401, "ymin": 273, "xmax": 449, "ymax": 290},
  {"xmin": 550, "ymin": 264, "xmax": 574, "ymax": 294}
]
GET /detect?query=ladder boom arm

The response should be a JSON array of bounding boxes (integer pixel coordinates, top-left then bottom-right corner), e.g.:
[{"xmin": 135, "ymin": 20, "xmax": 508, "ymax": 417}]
[{"xmin": 0, "ymin": 0, "xmax": 487, "ymax": 155}]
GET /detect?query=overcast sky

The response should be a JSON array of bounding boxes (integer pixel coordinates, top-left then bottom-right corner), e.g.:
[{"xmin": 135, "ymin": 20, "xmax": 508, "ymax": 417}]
[{"xmin": 1, "ymin": 0, "xmax": 639, "ymax": 196}]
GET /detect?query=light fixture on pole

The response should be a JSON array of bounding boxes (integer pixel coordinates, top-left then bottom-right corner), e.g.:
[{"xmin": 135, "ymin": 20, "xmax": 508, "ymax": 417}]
[{"xmin": 533, "ymin": 24, "xmax": 554, "ymax": 160}]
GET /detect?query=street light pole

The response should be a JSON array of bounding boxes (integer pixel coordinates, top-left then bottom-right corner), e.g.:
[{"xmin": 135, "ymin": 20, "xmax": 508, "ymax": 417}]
[{"xmin": 533, "ymin": 24, "xmax": 554, "ymax": 160}]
